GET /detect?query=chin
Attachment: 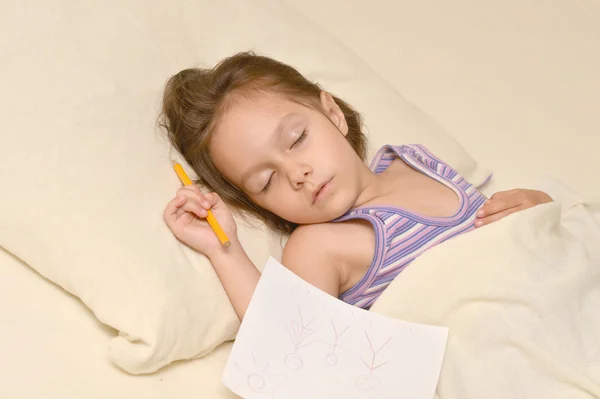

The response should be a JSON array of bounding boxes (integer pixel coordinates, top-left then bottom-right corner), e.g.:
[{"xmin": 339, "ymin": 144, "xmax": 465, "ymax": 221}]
[
  {"xmin": 284, "ymin": 194, "xmax": 356, "ymax": 225},
  {"xmin": 329, "ymin": 192, "xmax": 356, "ymax": 217},
  {"xmin": 316, "ymin": 198, "xmax": 355, "ymax": 223},
  {"xmin": 287, "ymin": 209, "xmax": 345, "ymax": 225}
]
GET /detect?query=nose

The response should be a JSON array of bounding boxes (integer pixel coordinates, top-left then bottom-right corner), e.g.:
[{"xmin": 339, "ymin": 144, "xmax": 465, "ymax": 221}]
[{"xmin": 288, "ymin": 163, "xmax": 312, "ymax": 189}]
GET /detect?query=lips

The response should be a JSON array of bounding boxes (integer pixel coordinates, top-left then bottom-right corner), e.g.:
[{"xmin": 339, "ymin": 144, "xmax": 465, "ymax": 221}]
[{"xmin": 312, "ymin": 178, "xmax": 332, "ymax": 204}]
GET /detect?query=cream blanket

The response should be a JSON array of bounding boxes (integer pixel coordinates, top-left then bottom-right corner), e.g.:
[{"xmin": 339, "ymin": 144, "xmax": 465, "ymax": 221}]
[{"xmin": 370, "ymin": 180, "xmax": 600, "ymax": 399}]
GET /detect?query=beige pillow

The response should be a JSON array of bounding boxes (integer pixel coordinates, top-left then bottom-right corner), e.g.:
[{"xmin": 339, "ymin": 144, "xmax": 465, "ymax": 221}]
[{"xmin": 0, "ymin": 0, "xmax": 490, "ymax": 374}]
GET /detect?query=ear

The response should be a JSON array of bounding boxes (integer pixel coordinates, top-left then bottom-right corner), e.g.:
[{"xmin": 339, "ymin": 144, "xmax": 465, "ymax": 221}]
[{"xmin": 319, "ymin": 91, "xmax": 349, "ymax": 136}]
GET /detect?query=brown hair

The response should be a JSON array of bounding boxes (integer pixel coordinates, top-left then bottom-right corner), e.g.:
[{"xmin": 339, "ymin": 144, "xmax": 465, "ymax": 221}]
[{"xmin": 159, "ymin": 51, "xmax": 367, "ymax": 235}]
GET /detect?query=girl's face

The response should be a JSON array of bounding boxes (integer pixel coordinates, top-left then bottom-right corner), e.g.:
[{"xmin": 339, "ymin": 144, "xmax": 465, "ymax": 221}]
[{"xmin": 210, "ymin": 91, "xmax": 371, "ymax": 224}]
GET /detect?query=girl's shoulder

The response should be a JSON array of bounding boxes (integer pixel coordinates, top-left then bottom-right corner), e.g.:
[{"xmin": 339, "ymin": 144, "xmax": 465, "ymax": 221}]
[
  {"xmin": 282, "ymin": 220, "xmax": 375, "ymax": 291},
  {"xmin": 283, "ymin": 221, "xmax": 355, "ymax": 261},
  {"xmin": 285, "ymin": 220, "xmax": 363, "ymax": 248}
]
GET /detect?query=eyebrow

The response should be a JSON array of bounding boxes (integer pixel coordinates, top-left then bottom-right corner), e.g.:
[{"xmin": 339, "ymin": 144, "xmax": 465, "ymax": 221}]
[{"xmin": 240, "ymin": 113, "xmax": 297, "ymax": 189}]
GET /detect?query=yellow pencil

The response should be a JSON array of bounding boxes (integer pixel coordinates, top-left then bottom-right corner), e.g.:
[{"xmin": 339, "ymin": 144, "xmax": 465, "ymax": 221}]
[{"xmin": 172, "ymin": 161, "xmax": 231, "ymax": 248}]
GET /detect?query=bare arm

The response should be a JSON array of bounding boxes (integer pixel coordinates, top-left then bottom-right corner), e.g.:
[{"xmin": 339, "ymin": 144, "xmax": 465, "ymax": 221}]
[
  {"xmin": 281, "ymin": 225, "xmax": 342, "ymax": 299},
  {"xmin": 210, "ymin": 225, "xmax": 342, "ymax": 321},
  {"xmin": 165, "ymin": 185, "xmax": 341, "ymax": 321},
  {"xmin": 209, "ymin": 240, "xmax": 261, "ymax": 321},
  {"xmin": 164, "ymin": 186, "xmax": 261, "ymax": 321}
]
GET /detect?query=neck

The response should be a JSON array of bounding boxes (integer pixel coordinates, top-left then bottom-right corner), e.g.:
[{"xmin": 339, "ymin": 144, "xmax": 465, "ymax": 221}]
[{"xmin": 351, "ymin": 163, "xmax": 396, "ymax": 209}]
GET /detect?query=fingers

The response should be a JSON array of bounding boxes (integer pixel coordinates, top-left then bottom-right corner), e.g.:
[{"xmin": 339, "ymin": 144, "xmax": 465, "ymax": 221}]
[
  {"xmin": 477, "ymin": 195, "xmax": 521, "ymax": 219},
  {"xmin": 475, "ymin": 207, "xmax": 520, "ymax": 227},
  {"xmin": 183, "ymin": 198, "xmax": 210, "ymax": 218},
  {"xmin": 490, "ymin": 189, "xmax": 520, "ymax": 200},
  {"xmin": 204, "ymin": 192, "xmax": 221, "ymax": 206},
  {"xmin": 475, "ymin": 189, "xmax": 553, "ymax": 229},
  {"xmin": 164, "ymin": 187, "xmax": 220, "ymax": 224},
  {"xmin": 177, "ymin": 186, "xmax": 212, "ymax": 208},
  {"xmin": 475, "ymin": 193, "xmax": 521, "ymax": 228},
  {"xmin": 164, "ymin": 195, "xmax": 186, "ymax": 219}
]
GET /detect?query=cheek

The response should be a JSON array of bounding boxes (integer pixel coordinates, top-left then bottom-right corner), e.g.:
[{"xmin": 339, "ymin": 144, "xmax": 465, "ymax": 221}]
[
  {"xmin": 268, "ymin": 190, "xmax": 302, "ymax": 210},
  {"xmin": 260, "ymin": 191, "xmax": 307, "ymax": 218}
]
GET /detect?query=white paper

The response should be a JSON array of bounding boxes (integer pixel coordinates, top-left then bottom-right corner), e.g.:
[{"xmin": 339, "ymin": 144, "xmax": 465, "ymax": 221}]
[{"xmin": 223, "ymin": 257, "xmax": 448, "ymax": 399}]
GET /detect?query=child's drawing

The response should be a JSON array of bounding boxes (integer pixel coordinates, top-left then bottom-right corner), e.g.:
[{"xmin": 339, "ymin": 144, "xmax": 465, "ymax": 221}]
[
  {"xmin": 355, "ymin": 331, "xmax": 393, "ymax": 391},
  {"xmin": 233, "ymin": 353, "xmax": 288, "ymax": 398},
  {"xmin": 323, "ymin": 319, "xmax": 350, "ymax": 366},
  {"xmin": 223, "ymin": 257, "xmax": 449, "ymax": 399},
  {"xmin": 285, "ymin": 305, "xmax": 317, "ymax": 371}
]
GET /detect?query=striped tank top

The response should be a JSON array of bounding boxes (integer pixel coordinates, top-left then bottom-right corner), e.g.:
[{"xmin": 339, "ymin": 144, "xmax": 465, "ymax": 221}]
[{"xmin": 333, "ymin": 144, "xmax": 487, "ymax": 309}]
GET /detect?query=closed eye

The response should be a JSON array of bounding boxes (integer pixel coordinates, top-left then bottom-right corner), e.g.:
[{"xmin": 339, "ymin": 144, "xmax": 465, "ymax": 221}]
[
  {"xmin": 262, "ymin": 172, "xmax": 274, "ymax": 193},
  {"xmin": 290, "ymin": 130, "xmax": 307, "ymax": 149},
  {"xmin": 262, "ymin": 130, "xmax": 306, "ymax": 193}
]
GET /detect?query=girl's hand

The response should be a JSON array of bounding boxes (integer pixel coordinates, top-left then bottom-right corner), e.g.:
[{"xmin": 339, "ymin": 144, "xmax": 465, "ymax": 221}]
[
  {"xmin": 163, "ymin": 185, "xmax": 238, "ymax": 259},
  {"xmin": 475, "ymin": 189, "xmax": 553, "ymax": 228}
]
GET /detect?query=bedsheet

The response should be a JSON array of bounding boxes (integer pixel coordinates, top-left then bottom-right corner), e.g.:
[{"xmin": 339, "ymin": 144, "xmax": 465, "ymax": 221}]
[
  {"xmin": 0, "ymin": 249, "xmax": 238, "ymax": 398},
  {"xmin": 0, "ymin": 249, "xmax": 237, "ymax": 399},
  {"xmin": 371, "ymin": 178, "xmax": 600, "ymax": 399}
]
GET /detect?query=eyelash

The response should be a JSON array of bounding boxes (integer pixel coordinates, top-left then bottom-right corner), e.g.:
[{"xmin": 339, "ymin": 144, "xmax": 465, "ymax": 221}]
[
  {"xmin": 290, "ymin": 130, "xmax": 307, "ymax": 149},
  {"xmin": 261, "ymin": 130, "xmax": 307, "ymax": 193},
  {"xmin": 262, "ymin": 174, "xmax": 274, "ymax": 193}
]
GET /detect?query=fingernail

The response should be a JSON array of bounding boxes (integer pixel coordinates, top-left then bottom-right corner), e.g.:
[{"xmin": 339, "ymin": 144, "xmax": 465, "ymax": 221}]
[
  {"xmin": 475, "ymin": 220, "xmax": 483, "ymax": 227},
  {"xmin": 477, "ymin": 210, "xmax": 484, "ymax": 217},
  {"xmin": 203, "ymin": 201, "xmax": 210, "ymax": 208}
]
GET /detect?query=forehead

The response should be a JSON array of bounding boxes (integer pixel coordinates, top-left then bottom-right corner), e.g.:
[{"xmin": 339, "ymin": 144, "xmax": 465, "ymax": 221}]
[
  {"xmin": 209, "ymin": 93, "xmax": 306, "ymax": 183},
  {"xmin": 220, "ymin": 92, "xmax": 298, "ymax": 131}
]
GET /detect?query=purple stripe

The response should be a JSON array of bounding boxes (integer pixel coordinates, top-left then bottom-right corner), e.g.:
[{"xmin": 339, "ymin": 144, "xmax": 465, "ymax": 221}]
[
  {"xmin": 385, "ymin": 224, "xmax": 436, "ymax": 258},
  {"xmin": 414, "ymin": 144, "xmax": 449, "ymax": 165},
  {"xmin": 385, "ymin": 216, "xmax": 415, "ymax": 232},
  {"xmin": 385, "ymin": 226, "xmax": 451, "ymax": 264},
  {"xmin": 338, "ymin": 213, "xmax": 386, "ymax": 301},
  {"xmin": 336, "ymin": 144, "xmax": 487, "ymax": 309},
  {"xmin": 427, "ymin": 222, "xmax": 477, "ymax": 249},
  {"xmin": 363, "ymin": 278, "xmax": 399, "ymax": 296},
  {"xmin": 377, "ymin": 261, "xmax": 414, "ymax": 280}
]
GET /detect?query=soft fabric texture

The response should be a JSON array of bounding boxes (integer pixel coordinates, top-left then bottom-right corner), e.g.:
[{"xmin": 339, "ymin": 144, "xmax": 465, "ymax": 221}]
[
  {"xmin": 0, "ymin": 0, "xmax": 489, "ymax": 374},
  {"xmin": 370, "ymin": 179, "xmax": 600, "ymax": 399},
  {"xmin": 284, "ymin": 0, "xmax": 600, "ymax": 198}
]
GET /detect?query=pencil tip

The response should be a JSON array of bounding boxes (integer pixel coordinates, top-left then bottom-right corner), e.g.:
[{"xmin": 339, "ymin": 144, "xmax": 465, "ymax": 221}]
[{"xmin": 171, "ymin": 160, "xmax": 178, "ymax": 167}]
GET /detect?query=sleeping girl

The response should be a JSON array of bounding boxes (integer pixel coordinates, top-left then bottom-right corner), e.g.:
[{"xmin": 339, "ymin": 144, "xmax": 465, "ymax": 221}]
[{"xmin": 160, "ymin": 52, "xmax": 552, "ymax": 319}]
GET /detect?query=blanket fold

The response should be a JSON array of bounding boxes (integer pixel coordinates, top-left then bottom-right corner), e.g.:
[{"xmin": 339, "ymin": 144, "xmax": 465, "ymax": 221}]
[{"xmin": 371, "ymin": 179, "xmax": 600, "ymax": 399}]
